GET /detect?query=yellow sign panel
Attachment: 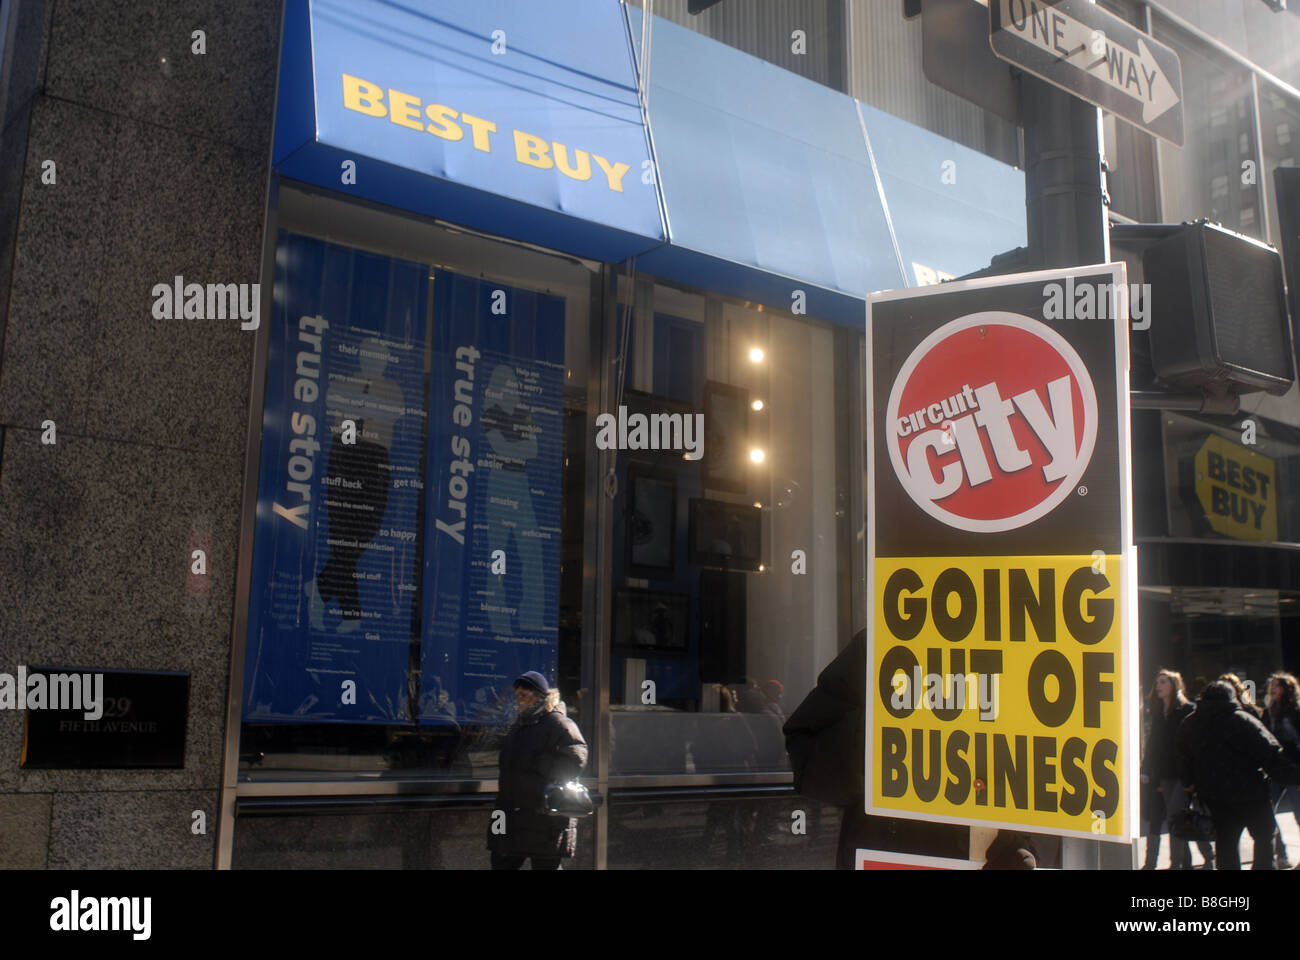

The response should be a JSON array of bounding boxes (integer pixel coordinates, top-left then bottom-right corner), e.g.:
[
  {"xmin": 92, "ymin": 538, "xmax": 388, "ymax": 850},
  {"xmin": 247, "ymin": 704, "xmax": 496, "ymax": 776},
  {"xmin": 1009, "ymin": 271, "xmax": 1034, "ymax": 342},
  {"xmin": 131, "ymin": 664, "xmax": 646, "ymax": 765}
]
[
  {"xmin": 1194, "ymin": 434, "xmax": 1277, "ymax": 542},
  {"xmin": 870, "ymin": 555, "xmax": 1126, "ymax": 838}
]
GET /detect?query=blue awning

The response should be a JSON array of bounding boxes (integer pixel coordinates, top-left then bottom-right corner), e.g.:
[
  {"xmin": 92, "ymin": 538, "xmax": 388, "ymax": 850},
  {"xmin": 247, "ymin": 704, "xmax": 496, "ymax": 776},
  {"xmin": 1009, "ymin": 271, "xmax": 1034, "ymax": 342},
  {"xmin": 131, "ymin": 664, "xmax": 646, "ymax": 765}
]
[
  {"xmin": 627, "ymin": 7, "xmax": 900, "ymax": 311},
  {"xmin": 863, "ymin": 102, "xmax": 1027, "ymax": 287},
  {"xmin": 274, "ymin": 0, "xmax": 665, "ymax": 262},
  {"xmin": 626, "ymin": 5, "xmax": 1027, "ymax": 324},
  {"xmin": 272, "ymin": 0, "xmax": 1027, "ymax": 327}
]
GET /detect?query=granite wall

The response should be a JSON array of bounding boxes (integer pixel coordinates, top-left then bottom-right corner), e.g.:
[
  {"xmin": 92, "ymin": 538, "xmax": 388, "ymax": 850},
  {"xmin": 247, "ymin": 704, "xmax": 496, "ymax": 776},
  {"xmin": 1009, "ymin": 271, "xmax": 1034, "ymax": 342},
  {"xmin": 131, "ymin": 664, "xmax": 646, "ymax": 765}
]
[{"xmin": 0, "ymin": 0, "xmax": 281, "ymax": 869}]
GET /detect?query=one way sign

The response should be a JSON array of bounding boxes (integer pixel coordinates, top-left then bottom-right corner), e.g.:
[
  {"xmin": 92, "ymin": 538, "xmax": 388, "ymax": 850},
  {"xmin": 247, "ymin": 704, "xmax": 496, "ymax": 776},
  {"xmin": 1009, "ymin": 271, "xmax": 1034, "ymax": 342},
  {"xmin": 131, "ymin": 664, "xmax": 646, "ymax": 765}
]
[{"xmin": 991, "ymin": 0, "xmax": 1184, "ymax": 146}]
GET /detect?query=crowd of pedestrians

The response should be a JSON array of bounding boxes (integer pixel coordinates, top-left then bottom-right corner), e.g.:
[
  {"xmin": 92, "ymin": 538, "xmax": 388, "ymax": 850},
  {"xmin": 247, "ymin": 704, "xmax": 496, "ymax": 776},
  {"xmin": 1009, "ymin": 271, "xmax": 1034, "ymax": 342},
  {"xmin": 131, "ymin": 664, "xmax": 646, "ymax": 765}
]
[{"xmin": 1141, "ymin": 668, "xmax": 1300, "ymax": 870}]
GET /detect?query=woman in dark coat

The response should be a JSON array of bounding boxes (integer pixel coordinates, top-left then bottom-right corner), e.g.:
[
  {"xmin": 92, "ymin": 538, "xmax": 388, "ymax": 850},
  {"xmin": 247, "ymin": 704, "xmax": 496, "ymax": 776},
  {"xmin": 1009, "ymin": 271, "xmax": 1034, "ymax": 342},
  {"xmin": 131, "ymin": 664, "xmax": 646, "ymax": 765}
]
[
  {"xmin": 487, "ymin": 671, "xmax": 588, "ymax": 870},
  {"xmin": 1264, "ymin": 672, "xmax": 1300, "ymax": 868},
  {"xmin": 1140, "ymin": 669, "xmax": 1210, "ymax": 869},
  {"xmin": 1178, "ymin": 680, "xmax": 1300, "ymax": 870},
  {"xmin": 1220, "ymin": 673, "xmax": 1263, "ymax": 720},
  {"xmin": 782, "ymin": 629, "xmax": 968, "ymax": 869}
]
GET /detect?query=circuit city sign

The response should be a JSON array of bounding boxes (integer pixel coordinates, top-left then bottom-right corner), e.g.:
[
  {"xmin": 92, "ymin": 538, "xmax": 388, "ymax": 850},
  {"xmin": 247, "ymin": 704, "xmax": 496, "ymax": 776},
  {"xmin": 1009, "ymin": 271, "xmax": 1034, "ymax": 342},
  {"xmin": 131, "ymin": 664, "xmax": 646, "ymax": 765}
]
[
  {"xmin": 887, "ymin": 313, "xmax": 1098, "ymax": 533},
  {"xmin": 865, "ymin": 264, "xmax": 1137, "ymax": 842}
]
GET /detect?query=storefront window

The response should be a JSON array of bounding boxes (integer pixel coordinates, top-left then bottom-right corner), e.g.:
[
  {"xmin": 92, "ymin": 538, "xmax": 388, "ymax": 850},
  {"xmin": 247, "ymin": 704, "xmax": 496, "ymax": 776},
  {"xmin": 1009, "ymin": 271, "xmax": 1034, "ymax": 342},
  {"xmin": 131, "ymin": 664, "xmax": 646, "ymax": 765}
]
[
  {"xmin": 1096, "ymin": 0, "xmax": 1160, "ymax": 223},
  {"xmin": 606, "ymin": 280, "xmax": 858, "ymax": 776},
  {"xmin": 1155, "ymin": 21, "xmax": 1264, "ymax": 240},
  {"xmin": 1139, "ymin": 588, "xmax": 1300, "ymax": 709},
  {"xmin": 1103, "ymin": 111, "xmax": 1160, "ymax": 223},
  {"xmin": 238, "ymin": 191, "xmax": 597, "ymax": 780},
  {"xmin": 1150, "ymin": 0, "xmax": 1300, "ymax": 90}
]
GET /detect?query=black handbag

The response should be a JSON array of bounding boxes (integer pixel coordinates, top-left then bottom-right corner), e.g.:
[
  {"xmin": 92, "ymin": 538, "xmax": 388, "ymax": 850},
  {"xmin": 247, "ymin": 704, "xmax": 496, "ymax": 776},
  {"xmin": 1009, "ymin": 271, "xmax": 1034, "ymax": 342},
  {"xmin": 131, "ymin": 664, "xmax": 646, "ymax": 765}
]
[
  {"xmin": 543, "ymin": 780, "xmax": 594, "ymax": 818},
  {"xmin": 1169, "ymin": 794, "xmax": 1215, "ymax": 842}
]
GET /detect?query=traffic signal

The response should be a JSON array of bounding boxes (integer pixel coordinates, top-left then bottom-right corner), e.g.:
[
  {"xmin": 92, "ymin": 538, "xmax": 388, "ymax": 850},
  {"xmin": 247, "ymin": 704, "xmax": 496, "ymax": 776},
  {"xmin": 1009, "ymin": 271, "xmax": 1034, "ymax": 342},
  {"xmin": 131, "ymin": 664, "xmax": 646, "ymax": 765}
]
[{"xmin": 1139, "ymin": 220, "xmax": 1295, "ymax": 396}]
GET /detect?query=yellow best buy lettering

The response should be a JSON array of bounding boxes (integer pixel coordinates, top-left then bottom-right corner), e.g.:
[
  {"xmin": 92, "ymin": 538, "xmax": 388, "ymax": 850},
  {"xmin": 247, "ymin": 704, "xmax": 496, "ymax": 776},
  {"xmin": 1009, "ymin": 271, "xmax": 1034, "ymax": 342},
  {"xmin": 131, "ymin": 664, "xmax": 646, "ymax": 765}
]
[
  {"xmin": 1194, "ymin": 434, "xmax": 1277, "ymax": 541},
  {"xmin": 341, "ymin": 73, "xmax": 632, "ymax": 192}
]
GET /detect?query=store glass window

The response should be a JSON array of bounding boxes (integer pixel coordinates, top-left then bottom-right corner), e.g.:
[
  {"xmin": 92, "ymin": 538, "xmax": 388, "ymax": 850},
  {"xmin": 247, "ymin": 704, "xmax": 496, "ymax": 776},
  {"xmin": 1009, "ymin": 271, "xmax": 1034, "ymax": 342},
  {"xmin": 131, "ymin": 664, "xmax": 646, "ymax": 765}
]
[
  {"xmin": 1097, "ymin": 0, "xmax": 1158, "ymax": 223},
  {"xmin": 1139, "ymin": 586, "xmax": 1300, "ymax": 714},
  {"xmin": 1260, "ymin": 80, "xmax": 1300, "ymax": 249},
  {"xmin": 1155, "ymin": 20, "xmax": 1264, "ymax": 240},
  {"xmin": 1103, "ymin": 112, "xmax": 1160, "ymax": 223},
  {"xmin": 606, "ymin": 279, "xmax": 860, "ymax": 776},
  {"xmin": 1151, "ymin": 0, "xmax": 1300, "ymax": 90},
  {"xmin": 238, "ymin": 191, "xmax": 597, "ymax": 780}
]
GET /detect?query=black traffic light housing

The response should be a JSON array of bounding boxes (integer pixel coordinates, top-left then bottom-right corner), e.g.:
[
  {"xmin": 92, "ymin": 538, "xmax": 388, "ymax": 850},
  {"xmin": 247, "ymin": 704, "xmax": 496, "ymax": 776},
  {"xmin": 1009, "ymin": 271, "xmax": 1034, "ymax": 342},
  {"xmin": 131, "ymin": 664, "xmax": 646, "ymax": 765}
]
[{"xmin": 1138, "ymin": 220, "xmax": 1295, "ymax": 396}]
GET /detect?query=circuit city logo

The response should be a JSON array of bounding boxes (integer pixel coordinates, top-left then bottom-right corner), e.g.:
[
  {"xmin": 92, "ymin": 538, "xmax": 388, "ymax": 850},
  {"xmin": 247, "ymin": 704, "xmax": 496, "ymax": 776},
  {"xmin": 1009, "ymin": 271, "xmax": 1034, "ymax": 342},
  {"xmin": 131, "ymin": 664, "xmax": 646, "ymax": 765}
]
[{"xmin": 885, "ymin": 312, "xmax": 1098, "ymax": 532}]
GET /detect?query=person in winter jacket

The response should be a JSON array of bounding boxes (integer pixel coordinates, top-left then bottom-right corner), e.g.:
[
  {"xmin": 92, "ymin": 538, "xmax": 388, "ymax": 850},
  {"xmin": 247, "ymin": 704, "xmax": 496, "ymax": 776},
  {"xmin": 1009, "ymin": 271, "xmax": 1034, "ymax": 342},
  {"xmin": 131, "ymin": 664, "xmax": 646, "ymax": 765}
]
[
  {"xmin": 1140, "ymin": 669, "xmax": 1210, "ymax": 869},
  {"xmin": 1264, "ymin": 672, "xmax": 1300, "ymax": 868},
  {"xmin": 782, "ymin": 629, "xmax": 967, "ymax": 869},
  {"xmin": 1177, "ymin": 680, "xmax": 1300, "ymax": 870},
  {"xmin": 981, "ymin": 830, "xmax": 1037, "ymax": 869},
  {"xmin": 487, "ymin": 671, "xmax": 588, "ymax": 870},
  {"xmin": 1220, "ymin": 673, "xmax": 1263, "ymax": 720}
]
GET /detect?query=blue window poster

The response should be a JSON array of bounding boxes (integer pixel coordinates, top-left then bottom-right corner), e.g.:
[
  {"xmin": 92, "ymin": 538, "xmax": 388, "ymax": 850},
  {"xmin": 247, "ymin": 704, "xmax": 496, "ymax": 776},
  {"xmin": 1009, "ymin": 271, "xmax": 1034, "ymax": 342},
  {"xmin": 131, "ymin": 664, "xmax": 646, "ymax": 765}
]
[
  {"xmin": 244, "ymin": 232, "xmax": 428, "ymax": 723},
  {"xmin": 419, "ymin": 271, "xmax": 565, "ymax": 724}
]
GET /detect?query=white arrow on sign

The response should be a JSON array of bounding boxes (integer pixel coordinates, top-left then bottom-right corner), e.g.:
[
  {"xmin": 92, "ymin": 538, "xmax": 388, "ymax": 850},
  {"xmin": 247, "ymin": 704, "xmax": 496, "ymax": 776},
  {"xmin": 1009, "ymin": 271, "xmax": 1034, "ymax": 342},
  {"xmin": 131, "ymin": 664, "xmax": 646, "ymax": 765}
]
[{"xmin": 997, "ymin": 0, "xmax": 1179, "ymax": 124}]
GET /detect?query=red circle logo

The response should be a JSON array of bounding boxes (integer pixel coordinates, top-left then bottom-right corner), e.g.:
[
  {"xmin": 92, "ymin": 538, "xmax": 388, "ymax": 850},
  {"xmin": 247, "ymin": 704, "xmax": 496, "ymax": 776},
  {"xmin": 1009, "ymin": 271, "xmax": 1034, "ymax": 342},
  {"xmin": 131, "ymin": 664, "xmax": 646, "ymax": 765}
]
[{"xmin": 885, "ymin": 312, "xmax": 1098, "ymax": 532}]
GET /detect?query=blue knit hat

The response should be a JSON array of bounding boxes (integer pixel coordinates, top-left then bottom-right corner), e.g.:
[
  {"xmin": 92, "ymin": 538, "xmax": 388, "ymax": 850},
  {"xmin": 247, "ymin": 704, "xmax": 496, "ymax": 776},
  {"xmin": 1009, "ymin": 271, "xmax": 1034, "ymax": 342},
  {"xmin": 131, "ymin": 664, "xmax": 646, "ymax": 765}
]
[{"xmin": 514, "ymin": 671, "xmax": 550, "ymax": 694}]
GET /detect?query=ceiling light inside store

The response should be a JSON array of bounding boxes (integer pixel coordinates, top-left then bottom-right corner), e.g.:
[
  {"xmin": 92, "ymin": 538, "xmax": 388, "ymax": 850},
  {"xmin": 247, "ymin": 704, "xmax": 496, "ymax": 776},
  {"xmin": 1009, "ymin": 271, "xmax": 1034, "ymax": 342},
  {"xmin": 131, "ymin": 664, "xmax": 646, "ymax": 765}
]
[
  {"xmin": 750, "ymin": 448, "xmax": 765, "ymax": 463},
  {"xmin": 749, "ymin": 347, "xmax": 764, "ymax": 363},
  {"xmin": 752, "ymin": 399, "xmax": 764, "ymax": 411}
]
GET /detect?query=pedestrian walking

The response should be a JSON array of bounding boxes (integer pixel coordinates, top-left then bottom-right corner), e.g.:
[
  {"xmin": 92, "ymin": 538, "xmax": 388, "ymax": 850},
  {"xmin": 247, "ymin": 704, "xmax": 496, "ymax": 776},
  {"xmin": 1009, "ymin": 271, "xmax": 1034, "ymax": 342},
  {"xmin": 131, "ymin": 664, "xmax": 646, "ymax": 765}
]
[
  {"xmin": 783, "ymin": 629, "xmax": 966, "ymax": 868},
  {"xmin": 1141, "ymin": 669, "xmax": 1211, "ymax": 869},
  {"xmin": 1177, "ymin": 680, "xmax": 1300, "ymax": 870},
  {"xmin": 1220, "ymin": 673, "xmax": 1263, "ymax": 720},
  {"xmin": 486, "ymin": 671, "xmax": 588, "ymax": 870},
  {"xmin": 1264, "ymin": 672, "xmax": 1300, "ymax": 869}
]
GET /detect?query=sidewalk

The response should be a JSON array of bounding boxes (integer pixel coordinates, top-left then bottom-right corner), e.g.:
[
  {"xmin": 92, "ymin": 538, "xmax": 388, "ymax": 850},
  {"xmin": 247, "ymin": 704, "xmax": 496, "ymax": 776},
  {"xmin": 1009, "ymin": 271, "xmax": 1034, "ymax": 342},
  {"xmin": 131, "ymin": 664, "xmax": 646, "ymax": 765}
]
[{"xmin": 1143, "ymin": 806, "xmax": 1300, "ymax": 869}]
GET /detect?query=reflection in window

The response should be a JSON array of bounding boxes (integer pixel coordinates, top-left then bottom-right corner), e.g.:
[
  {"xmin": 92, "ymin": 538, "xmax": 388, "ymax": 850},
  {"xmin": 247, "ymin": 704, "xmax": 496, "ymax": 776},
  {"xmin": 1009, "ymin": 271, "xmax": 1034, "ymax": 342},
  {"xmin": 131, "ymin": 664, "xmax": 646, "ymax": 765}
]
[
  {"xmin": 239, "ymin": 212, "xmax": 594, "ymax": 780},
  {"xmin": 1261, "ymin": 82, "xmax": 1300, "ymax": 248},
  {"xmin": 608, "ymin": 282, "xmax": 854, "ymax": 776},
  {"xmin": 1156, "ymin": 21, "xmax": 1264, "ymax": 240},
  {"xmin": 1103, "ymin": 112, "xmax": 1159, "ymax": 223},
  {"xmin": 1160, "ymin": 410, "xmax": 1300, "ymax": 543}
]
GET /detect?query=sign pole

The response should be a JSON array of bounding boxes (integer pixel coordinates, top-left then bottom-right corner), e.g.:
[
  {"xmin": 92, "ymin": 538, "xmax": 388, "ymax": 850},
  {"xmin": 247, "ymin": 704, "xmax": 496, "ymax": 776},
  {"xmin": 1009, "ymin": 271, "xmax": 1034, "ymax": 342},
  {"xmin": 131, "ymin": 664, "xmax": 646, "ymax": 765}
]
[
  {"xmin": 1022, "ymin": 74, "xmax": 1137, "ymax": 871},
  {"xmin": 1023, "ymin": 76, "xmax": 1109, "ymax": 269}
]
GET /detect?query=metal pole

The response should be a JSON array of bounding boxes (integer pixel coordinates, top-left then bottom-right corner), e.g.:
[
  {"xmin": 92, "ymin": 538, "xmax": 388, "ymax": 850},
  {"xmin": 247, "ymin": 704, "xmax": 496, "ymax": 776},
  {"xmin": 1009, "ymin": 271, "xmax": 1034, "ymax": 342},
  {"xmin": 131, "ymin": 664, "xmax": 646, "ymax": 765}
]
[
  {"xmin": 1022, "ymin": 77, "xmax": 1111, "ymax": 268},
  {"xmin": 1022, "ymin": 73, "xmax": 1127, "ymax": 870}
]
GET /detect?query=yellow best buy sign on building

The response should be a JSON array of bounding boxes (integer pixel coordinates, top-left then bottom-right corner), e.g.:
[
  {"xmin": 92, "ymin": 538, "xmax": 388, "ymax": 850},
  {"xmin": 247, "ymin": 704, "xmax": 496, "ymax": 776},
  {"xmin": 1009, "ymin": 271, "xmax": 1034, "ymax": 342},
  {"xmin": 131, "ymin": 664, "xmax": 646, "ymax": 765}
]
[{"xmin": 1195, "ymin": 434, "xmax": 1277, "ymax": 541}]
